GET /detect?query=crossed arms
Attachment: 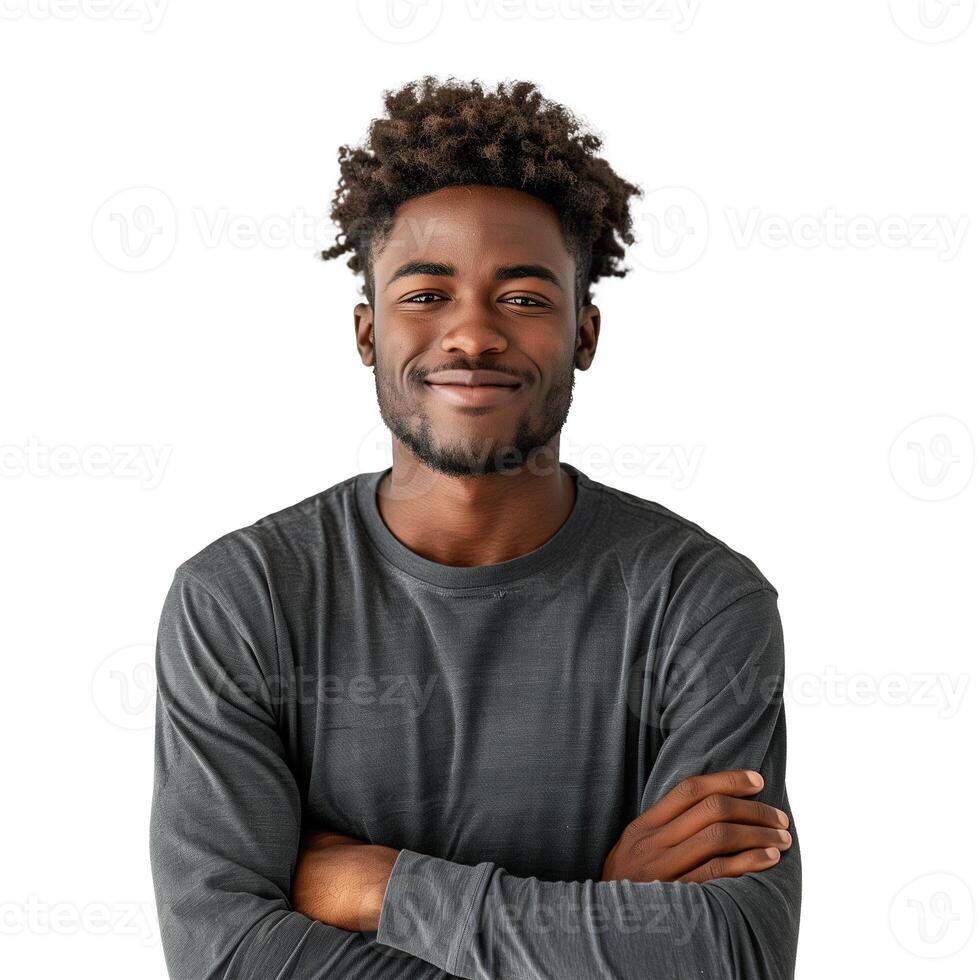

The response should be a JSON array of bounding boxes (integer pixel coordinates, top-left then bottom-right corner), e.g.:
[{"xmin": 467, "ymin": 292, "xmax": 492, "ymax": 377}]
[{"xmin": 149, "ymin": 568, "xmax": 801, "ymax": 979}]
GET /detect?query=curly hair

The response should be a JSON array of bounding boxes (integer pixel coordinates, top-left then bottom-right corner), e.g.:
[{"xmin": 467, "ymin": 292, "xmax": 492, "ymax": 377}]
[{"xmin": 320, "ymin": 75, "xmax": 643, "ymax": 310}]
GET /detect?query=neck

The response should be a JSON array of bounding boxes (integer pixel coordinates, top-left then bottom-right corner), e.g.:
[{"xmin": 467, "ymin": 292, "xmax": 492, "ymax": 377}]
[{"xmin": 376, "ymin": 442, "xmax": 576, "ymax": 568}]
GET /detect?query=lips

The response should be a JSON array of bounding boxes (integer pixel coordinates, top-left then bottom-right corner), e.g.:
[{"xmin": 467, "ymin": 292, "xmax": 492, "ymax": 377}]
[
  {"xmin": 423, "ymin": 369, "xmax": 523, "ymax": 408},
  {"xmin": 424, "ymin": 369, "xmax": 521, "ymax": 388}
]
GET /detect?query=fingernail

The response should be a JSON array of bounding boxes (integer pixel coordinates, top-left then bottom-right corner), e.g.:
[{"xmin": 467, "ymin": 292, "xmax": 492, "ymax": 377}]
[
  {"xmin": 776, "ymin": 809, "xmax": 789, "ymax": 827},
  {"xmin": 778, "ymin": 831, "xmax": 791, "ymax": 843},
  {"xmin": 747, "ymin": 771, "xmax": 763, "ymax": 787},
  {"xmin": 765, "ymin": 847, "xmax": 780, "ymax": 860}
]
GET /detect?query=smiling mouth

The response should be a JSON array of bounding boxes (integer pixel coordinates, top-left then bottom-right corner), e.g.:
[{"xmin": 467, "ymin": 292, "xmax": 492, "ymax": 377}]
[
  {"xmin": 424, "ymin": 381, "xmax": 520, "ymax": 389},
  {"xmin": 423, "ymin": 381, "xmax": 523, "ymax": 408}
]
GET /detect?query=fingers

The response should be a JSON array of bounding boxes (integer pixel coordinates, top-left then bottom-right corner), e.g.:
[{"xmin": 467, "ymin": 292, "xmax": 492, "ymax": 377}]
[
  {"xmin": 605, "ymin": 770, "xmax": 790, "ymax": 885},
  {"xmin": 677, "ymin": 847, "xmax": 783, "ymax": 884},
  {"xmin": 650, "ymin": 793, "xmax": 789, "ymax": 849},
  {"xmin": 664, "ymin": 821, "xmax": 792, "ymax": 878},
  {"xmin": 631, "ymin": 770, "xmax": 767, "ymax": 834}
]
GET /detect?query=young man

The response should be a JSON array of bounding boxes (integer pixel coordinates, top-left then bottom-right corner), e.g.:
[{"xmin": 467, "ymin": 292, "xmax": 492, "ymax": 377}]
[{"xmin": 150, "ymin": 76, "xmax": 801, "ymax": 979}]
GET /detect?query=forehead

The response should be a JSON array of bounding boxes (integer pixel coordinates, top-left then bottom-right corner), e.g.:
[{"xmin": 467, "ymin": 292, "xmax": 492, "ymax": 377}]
[{"xmin": 375, "ymin": 185, "xmax": 572, "ymax": 270}]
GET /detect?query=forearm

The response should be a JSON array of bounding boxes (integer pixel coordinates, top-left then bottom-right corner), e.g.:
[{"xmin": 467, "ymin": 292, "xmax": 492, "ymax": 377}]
[
  {"xmin": 151, "ymin": 747, "xmax": 460, "ymax": 980},
  {"xmin": 160, "ymin": 901, "xmax": 461, "ymax": 980},
  {"xmin": 376, "ymin": 828, "xmax": 801, "ymax": 980},
  {"xmin": 291, "ymin": 833, "xmax": 401, "ymax": 933}
]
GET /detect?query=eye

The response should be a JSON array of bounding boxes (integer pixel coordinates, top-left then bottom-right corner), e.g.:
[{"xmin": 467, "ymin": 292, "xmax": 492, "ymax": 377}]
[
  {"xmin": 402, "ymin": 293, "xmax": 550, "ymax": 308},
  {"xmin": 504, "ymin": 296, "xmax": 549, "ymax": 308}
]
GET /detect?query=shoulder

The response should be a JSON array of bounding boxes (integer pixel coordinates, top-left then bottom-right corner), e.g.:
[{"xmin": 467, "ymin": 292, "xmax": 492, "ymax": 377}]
[
  {"xmin": 576, "ymin": 467, "xmax": 778, "ymax": 633},
  {"xmin": 172, "ymin": 473, "xmax": 360, "ymax": 606}
]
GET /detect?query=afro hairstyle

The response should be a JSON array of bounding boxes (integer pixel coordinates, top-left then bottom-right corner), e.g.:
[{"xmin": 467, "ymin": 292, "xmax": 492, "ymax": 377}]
[{"xmin": 320, "ymin": 75, "xmax": 643, "ymax": 310}]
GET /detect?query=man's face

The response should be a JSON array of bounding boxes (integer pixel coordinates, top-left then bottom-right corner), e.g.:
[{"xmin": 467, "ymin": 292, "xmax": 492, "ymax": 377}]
[{"xmin": 354, "ymin": 184, "xmax": 600, "ymax": 477}]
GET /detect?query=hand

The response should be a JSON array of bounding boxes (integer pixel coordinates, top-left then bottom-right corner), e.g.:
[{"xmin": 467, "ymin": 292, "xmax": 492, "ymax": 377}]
[
  {"xmin": 291, "ymin": 828, "xmax": 400, "ymax": 932},
  {"xmin": 601, "ymin": 769, "xmax": 792, "ymax": 884}
]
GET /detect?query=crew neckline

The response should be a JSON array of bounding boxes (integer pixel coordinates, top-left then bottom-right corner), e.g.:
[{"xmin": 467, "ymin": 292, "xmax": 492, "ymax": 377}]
[{"xmin": 353, "ymin": 460, "xmax": 602, "ymax": 590}]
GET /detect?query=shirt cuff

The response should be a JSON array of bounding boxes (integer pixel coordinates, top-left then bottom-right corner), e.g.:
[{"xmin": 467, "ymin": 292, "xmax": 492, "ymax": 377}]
[{"xmin": 375, "ymin": 847, "xmax": 495, "ymax": 974}]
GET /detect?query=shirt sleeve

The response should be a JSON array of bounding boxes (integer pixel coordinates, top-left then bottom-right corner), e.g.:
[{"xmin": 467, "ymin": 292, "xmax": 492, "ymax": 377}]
[
  {"xmin": 149, "ymin": 566, "xmax": 461, "ymax": 979},
  {"xmin": 374, "ymin": 586, "xmax": 802, "ymax": 979}
]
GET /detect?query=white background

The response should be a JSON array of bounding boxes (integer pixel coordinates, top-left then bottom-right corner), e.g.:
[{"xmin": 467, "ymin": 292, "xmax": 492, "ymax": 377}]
[{"xmin": 2, "ymin": 1, "xmax": 978, "ymax": 977}]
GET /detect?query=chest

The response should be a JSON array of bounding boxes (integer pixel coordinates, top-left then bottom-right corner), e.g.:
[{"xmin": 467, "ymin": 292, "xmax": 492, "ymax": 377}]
[{"xmin": 293, "ymin": 586, "xmax": 652, "ymax": 878}]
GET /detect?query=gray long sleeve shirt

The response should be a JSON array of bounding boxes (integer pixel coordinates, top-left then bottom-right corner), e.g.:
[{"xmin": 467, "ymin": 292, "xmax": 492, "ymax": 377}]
[{"xmin": 149, "ymin": 461, "xmax": 802, "ymax": 979}]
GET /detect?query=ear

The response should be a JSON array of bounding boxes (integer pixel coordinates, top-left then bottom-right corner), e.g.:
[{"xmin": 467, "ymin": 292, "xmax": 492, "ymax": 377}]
[
  {"xmin": 574, "ymin": 304, "xmax": 601, "ymax": 370},
  {"xmin": 354, "ymin": 302, "xmax": 375, "ymax": 366}
]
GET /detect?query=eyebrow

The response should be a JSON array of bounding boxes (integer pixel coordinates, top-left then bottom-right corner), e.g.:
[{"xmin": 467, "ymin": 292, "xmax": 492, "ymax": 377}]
[{"xmin": 384, "ymin": 261, "xmax": 564, "ymax": 292}]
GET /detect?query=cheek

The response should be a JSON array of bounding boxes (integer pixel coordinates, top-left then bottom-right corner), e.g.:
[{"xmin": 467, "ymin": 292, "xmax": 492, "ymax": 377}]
[
  {"xmin": 529, "ymin": 344, "xmax": 576, "ymax": 390},
  {"xmin": 380, "ymin": 329, "xmax": 432, "ymax": 378}
]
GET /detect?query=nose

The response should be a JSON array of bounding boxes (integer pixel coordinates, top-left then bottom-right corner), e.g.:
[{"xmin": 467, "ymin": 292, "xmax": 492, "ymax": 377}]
[{"xmin": 439, "ymin": 304, "xmax": 510, "ymax": 357}]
